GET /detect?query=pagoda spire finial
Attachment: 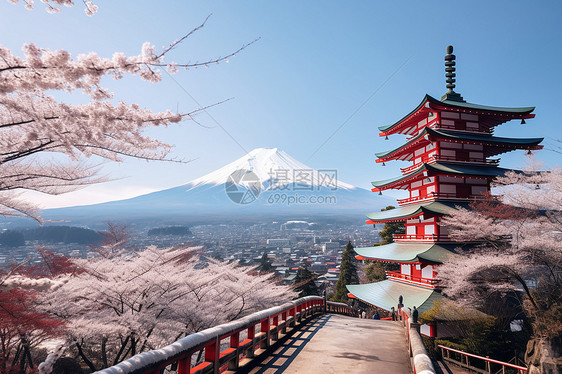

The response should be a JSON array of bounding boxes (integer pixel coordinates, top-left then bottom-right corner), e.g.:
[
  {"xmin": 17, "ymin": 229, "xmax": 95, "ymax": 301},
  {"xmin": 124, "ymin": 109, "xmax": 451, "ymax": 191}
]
[
  {"xmin": 445, "ymin": 45, "xmax": 456, "ymax": 92},
  {"xmin": 441, "ymin": 45, "xmax": 465, "ymax": 102}
]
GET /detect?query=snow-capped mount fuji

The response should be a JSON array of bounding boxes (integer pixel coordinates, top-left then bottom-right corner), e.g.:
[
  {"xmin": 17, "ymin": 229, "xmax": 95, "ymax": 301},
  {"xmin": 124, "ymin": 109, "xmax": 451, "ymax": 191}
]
[
  {"xmin": 35, "ymin": 148, "xmax": 393, "ymax": 225},
  {"xmin": 186, "ymin": 147, "xmax": 356, "ymax": 192}
]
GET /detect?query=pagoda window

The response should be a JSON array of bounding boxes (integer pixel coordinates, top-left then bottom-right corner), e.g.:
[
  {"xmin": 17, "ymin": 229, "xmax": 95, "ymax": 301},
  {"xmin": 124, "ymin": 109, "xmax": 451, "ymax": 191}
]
[
  {"xmin": 440, "ymin": 176, "xmax": 460, "ymax": 183},
  {"xmin": 425, "ymin": 225, "xmax": 435, "ymax": 235},
  {"xmin": 471, "ymin": 185, "xmax": 487, "ymax": 195},
  {"xmin": 421, "ymin": 265, "xmax": 434, "ymax": 279},
  {"xmin": 466, "ymin": 121, "xmax": 479, "ymax": 129},
  {"xmin": 469, "ymin": 151, "xmax": 484, "ymax": 161},
  {"xmin": 464, "ymin": 144, "xmax": 483, "ymax": 151},
  {"xmin": 406, "ymin": 225, "xmax": 416, "ymax": 235},
  {"xmin": 440, "ymin": 184, "xmax": 456, "ymax": 194},
  {"xmin": 441, "ymin": 149, "xmax": 456, "ymax": 158},
  {"xmin": 461, "ymin": 113, "xmax": 479, "ymax": 121},
  {"xmin": 441, "ymin": 141, "xmax": 462, "ymax": 149},
  {"xmin": 466, "ymin": 178, "xmax": 487, "ymax": 185},
  {"xmin": 412, "ymin": 180, "xmax": 423, "ymax": 188},
  {"xmin": 411, "ymin": 189, "xmax": 419, "ymax": 198},
  {"xmin": 426, "ymin": 185, "xmax": 436, "ymax": 194},
  {"xmin": 401, "ymin": 264, "xmax": 411, "ymax": 275},
  {"xmin": 441, "ymin": 119, "xmax": 455, "ymax": 127},
  {"xmin": 441, "ymin": 111, "xmax": 460, "ymax": 119}
]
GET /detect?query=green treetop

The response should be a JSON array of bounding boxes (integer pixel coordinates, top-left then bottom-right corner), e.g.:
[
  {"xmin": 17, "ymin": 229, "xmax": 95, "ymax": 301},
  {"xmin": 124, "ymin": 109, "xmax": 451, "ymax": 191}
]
[
  {"xmin": 293, "ymin": 266, "xmax": 319, "ymax": 297},
  {"xmin": 331, "ymin": 241, "xmax": 359, "ymax": 302}
]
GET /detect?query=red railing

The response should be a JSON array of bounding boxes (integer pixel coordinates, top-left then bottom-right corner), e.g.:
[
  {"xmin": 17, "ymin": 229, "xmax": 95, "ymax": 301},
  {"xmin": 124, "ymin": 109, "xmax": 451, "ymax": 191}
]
[
  {"xmin": 439, "ymin": 345, "xmax": 527, "ymax": 374},
  {"xmin": 96, "ymin": 296, "xmax": 326, "ymax": 374},
  {"xmin": 326, "ymin": 301, "xmax": 354, "ymax": 316},
  {"xmin": 397, "ymin": 191, "xmax": 490, "ymax": 206},
  {"xmin": 392, "ymin": 233, "xmax": 452, "ymax": 242},
  {"xmin": 436, "ymin": 123, "xmax": 491, "ymax": 134},
  {"xmin": 396, "ymin": 306, "xmax": 436, "ymax": 374},
  {"xmin": 385, "ymin": 271, "xmax": 438, "ymax": 287},
  {"xmin": 431, "ymin": 154, "xmax": 500, "ymax": 165},
  {"xmin": 399, "ymin": 155, "xmax": 499, "ymax": 174}
]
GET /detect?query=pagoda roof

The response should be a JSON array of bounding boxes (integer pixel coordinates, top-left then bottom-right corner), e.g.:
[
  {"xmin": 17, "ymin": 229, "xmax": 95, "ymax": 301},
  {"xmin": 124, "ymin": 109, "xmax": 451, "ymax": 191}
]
[
  {"xmin": 354, "ymin": 242, "xmax": 459, "ymax": 264},
  {"xmin": 378, "ymin": 94, "xmax": 535, "ymax": 136},
  {"xmin": 365, "ymin": 201, "xmax": 468, "ymax": 223},
  {"xmin": 346, "ymin": 280, "xmax": 442, "ymax": 313},
  {"xmin": 375, "ymin": 127, "xmax": 543, "ymax": 162},
  {"xmin": 372, "ymin": 162, "xmax": 510, "ymax": 191}
]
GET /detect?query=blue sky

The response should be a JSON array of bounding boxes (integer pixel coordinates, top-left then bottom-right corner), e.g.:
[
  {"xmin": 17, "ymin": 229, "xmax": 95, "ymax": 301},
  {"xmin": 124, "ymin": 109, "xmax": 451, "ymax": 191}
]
[{"xmin": 2, "ymin": 1, "xmax": 562, "ymax": 207}]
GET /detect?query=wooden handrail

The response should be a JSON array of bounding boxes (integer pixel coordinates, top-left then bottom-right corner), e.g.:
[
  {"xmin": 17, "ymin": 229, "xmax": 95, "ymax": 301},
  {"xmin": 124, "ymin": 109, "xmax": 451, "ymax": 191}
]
[
  {"xmin": 96, "ymin": 296, "xmax": 326, "ymax": 374},
  {"xmin": 439, "ymin": 344, "xmax": 527, "ymax": 373},
  {"xmin": 393, "ymin": 233, "xmax": 452, "ymax": 242},
  {"xmin": 385, "ymin": 270, "xmax": 438, "ymax": 286},
  {"xmin": 397, "ymin": 306, "xmax": 436, "ymax": 374},
  {"xmin": 397, "ymin": 191, "xmax": 491, "ymax": 205}
]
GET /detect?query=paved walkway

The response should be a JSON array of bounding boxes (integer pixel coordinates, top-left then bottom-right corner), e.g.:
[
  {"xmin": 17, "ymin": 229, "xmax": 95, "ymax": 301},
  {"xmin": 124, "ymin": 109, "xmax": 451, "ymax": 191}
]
[{"xmin": 248, "ymin": 314, "xmax": 411, "ymax": 374}]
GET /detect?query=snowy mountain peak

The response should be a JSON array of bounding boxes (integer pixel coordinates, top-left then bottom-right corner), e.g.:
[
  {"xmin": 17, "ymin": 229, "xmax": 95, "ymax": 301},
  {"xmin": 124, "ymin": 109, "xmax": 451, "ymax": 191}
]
[{"xmin": 186, "ymin": 148, "xmax": 356, "ymax": 191}]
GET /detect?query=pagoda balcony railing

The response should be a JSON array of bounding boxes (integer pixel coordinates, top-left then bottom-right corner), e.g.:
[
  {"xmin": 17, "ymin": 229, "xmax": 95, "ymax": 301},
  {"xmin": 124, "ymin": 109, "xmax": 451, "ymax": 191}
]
[
  {"xmin": 385, "ymin": 271, "xmax": 438, "ymax": 288},
  {"xmin": 397, "ymin": 191, "xmax": 490, "ymax": 206},
  {"xmin": 392, "ymin": 233, "xmax": 452, "ymax": 243},
  {"xmin": 399, "ymin": 155, "xmax": 499, "ymax": 174},
  {"xmin": 431, "ymin": 155, "xmax": 500, "ymax": 165},
  {"xmin": 434, "ymin": 123, "xmax": 492, "ymax": 135}
]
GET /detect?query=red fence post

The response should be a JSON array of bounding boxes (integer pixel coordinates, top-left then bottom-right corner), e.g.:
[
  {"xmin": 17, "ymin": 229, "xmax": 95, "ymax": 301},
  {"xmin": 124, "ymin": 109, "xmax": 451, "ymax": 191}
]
[
  {"xmin": 177, "ymin": 356, "xmax": 190, "ymax": 374},
  {"xmin": 204, "ymin": 337, "xmax": 220, "ymax": 374},
  {"xmin": 247, "ymin": 324, "xmax": 256, "ymax": 358},
  {"xmin": 281, "ymin": 311, "xmax": 287, "ymax": 334},
  {"xmin": 260, "ymin": 318, "xmax": 270, "ymax": 349},
  {"xmin": 228, "ymin": 332, "xmax": 240, "ymax": 371},
  {"xmin": 272, "ymin": 315, "xmax": 279, "ymax": 341}
]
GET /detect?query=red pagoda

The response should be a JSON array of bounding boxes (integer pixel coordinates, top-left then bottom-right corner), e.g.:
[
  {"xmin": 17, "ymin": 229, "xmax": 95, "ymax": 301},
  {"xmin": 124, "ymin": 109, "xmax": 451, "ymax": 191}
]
[{"xmin": 346, "ymin": 46, "xmax": 543, "ymax": 334}]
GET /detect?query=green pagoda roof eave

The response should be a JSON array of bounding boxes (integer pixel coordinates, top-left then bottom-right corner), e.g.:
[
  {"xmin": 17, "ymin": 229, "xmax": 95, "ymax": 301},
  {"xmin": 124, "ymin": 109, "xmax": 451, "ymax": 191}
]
[
  {"xmin": 371, "ymin": 162, "xmax": 512, "ymax": 190},
  {"xmin": 378, "ymin": 94, "xmax": 535, "ymax": 134},
  {"xmin": 354, "ymin": 242, "xmax": 458, "ymax": 264},
  {"xmin": 346, "ymin": 280, "xmax": 442, "ymax": 314},
  {"xmin": 365, "ymin": 201, "xmax": 469, "ymax": 222},
  {"xmin": 375, "ymin": 127, "xmax": 543, "ymax": 161}
]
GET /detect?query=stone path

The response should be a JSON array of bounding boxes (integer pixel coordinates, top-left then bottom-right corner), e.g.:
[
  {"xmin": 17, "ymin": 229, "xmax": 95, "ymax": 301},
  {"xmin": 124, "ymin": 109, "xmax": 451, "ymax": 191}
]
[{"xmin": 248, "ymin": 314, "xmax": 411, "ymax": 374}]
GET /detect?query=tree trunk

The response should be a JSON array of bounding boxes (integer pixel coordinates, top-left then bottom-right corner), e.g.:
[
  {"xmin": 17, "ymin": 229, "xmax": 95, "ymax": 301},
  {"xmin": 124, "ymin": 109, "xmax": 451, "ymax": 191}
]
[
  {"xmin": 525, "ymin": 337, "xmax": 562, "ymax": 374},
  {"xmin": 75, "ymin": 342, "xmax": 97, "ymax": 373}
]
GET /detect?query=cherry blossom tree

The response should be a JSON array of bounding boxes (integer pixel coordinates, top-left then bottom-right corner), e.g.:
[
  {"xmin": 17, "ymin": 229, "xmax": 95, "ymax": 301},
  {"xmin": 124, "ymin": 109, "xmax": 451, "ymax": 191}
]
[
  {"xmin": 8, "ymin": 0, "xmax": 99, "ymax": 16},
  {"xmin": 35, "ymin": 246, "xmax": 294, "ymax": 371},
  {"xmin": 1, "ymin": 7, "xmax": 255, "ymax": 221},
  {"xmin": 0, "ymin": 266, "xmax": 65, "ymax": 374},
  {"xmin": 438, "ymin": 166, "xmax": 562, "ymax": 372}
]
